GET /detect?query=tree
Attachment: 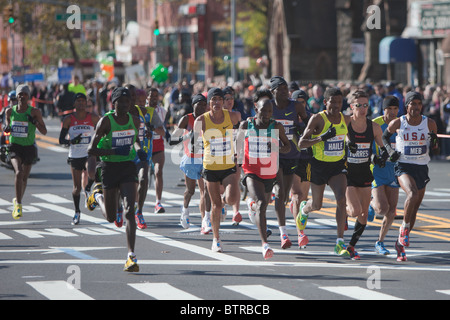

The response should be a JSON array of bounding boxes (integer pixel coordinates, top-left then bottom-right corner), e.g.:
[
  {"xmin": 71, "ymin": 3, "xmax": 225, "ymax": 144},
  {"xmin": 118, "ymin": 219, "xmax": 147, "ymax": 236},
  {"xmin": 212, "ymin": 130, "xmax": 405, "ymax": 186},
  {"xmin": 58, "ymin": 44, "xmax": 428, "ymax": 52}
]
[{"xmin": 1, "ymin": 0, "xmax": 111, "ymax": 76}]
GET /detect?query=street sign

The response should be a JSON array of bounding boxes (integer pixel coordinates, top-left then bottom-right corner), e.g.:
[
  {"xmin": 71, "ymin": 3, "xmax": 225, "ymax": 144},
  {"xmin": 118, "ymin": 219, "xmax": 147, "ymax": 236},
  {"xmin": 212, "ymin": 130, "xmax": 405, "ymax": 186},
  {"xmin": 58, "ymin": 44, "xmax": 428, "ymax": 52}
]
[{"xmin": 55, "ymin": 13, "xmax": 98, "ymax": 21}]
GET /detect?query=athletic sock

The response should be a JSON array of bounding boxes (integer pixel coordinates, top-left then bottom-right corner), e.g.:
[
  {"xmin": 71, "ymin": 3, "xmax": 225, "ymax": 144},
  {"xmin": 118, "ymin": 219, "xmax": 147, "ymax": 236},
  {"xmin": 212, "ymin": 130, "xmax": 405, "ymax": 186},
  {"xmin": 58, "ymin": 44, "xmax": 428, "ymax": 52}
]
[
  {"xmin": 73, "ymin": 194, "xmax": 80, "ymax": 213},
  {"xmin": 350, "ymin": 220, "xmax": 367, "ymax": 247}
]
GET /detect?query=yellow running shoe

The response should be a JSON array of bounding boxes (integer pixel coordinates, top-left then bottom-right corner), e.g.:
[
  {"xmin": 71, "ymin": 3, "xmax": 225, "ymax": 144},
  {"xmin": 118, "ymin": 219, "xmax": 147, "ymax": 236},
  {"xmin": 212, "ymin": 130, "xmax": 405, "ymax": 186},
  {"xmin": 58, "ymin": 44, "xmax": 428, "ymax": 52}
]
[
  {"xmin": 124, "ymin": 255, "xmax": 139, "ymax": 272},
  {"xmin": 334, "ymin": 240, "xmax": 350, "ymax": 258},
  {"xmin": 12, "ymin": 198, "xmax": 22, "ymax": 220},
  {"xmin": 87, "ymin": 183, "xmax": 103, "ymax": 211},
  {"xmin": 296, "ymin": 201, "xmax": 308, "ymax": 231}
]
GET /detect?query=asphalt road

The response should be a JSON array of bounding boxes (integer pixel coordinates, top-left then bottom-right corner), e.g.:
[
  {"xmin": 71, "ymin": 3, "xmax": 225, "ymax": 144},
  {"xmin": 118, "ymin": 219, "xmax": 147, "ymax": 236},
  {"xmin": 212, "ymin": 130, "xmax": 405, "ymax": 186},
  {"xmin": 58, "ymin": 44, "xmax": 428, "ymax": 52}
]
[{"xmin": 1, "ymin": 117, "xmax": 450, "ymax": 305}]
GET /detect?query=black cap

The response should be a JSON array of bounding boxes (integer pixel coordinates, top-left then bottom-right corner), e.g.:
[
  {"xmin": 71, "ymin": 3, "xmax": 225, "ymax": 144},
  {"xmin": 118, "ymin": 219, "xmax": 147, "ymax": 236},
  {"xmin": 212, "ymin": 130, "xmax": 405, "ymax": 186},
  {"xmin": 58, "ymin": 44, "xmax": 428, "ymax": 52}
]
[
  {"xmin": 111, "ymin": 87, "xmax": 131, "ymax": 104},
  {"xmin": 270, "ymin": 76, "xmax": 287, "ymax": 90},
  {"xmin": 192, "ymin": 93, "xmax": 207, "ymax": 105},
  {"xmin": 405, "ymin": 91, "xmax": 422, "ymax": 107},
  {"xmin": 289, "ymin": 81, "xmax": 300, "ymax": 91},
  {"xmin": 207, "ymin": 87, "xmax": 224, "ymax": 103},
  {"xmin": 292, "ymin": 89, "xmax": 309, "ymax": 101},
  {"xmin": 382, "ymin": 95, "xmax": 399, "ymax": 109},
  {"xmin": 74, "ymin": 92, "xmax": 87, "ymax": 102}
]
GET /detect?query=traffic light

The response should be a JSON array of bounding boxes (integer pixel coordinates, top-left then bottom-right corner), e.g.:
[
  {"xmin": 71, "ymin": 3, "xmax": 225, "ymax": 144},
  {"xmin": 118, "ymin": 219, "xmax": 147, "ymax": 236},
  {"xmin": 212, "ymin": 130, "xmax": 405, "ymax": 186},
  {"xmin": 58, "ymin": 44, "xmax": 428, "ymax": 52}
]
[
  {"xmin": 5, "ymin": 5, "xmax": 14, "ymax": 24},
  {"xmin": 153, "ymin": 20, "xmax": 160, "ymax": 36}
]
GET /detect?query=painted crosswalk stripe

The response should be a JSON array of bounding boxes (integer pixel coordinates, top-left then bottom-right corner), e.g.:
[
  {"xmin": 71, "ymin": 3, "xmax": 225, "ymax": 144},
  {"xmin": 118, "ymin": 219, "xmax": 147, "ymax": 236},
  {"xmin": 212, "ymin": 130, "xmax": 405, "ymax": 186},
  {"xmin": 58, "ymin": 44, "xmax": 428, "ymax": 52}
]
[
  {"xmin": 32, "ymin": 193, "xmax": 72, "ymax": 204},
  {"xmin": 319, "ymin": 286, "xmax": 403, "ymax": 300},
  {"xmin": 0, "ymin": 198, "xmax": 11, "ymax": 206},
  {"xmin": 224, "ymin": 285, "xmax": 302, "ymax": 300},
  {"xmin": 27, "ymin": 281, "xmax": 94, "ymax": 300},
  {"xmin": 436, "ymin": 289, "xmax": 450, "ymax": 295},
  {"xmin": 129, "ymin": 283, "xmax": 202, "ymax": 300}
]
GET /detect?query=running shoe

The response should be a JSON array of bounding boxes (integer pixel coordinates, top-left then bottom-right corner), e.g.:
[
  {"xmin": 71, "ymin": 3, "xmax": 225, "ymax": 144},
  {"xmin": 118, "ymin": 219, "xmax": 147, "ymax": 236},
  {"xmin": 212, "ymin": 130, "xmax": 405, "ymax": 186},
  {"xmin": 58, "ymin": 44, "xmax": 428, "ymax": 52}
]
[
  {"xmin": 347, "ymin": 246, "xmax": 361, "ymax": 260},
  {"xmin": 221, "ymin": 207, "xmax": 227, "ymax": 222},
  {"xmin": 154, "ymin": 203, "xmax": 165, "ymax": 214},
  {"xmin": 72, "ymin": 212, "xmax": 81, "ymax": 225},
  {"xmin": 12, "ymin": 198, "xmax": 22, "ymax": 220},
  {"xmin": 262, "ymin": 243, "xmax": 274, "ymax": 260},
  {"xmin": 395, "ymin": 240, "xmax": 407, "ymax": 262},
  {"xmin": 232, "ymin": 211, "xmax": 242, "ymax": 225},
  {"xmin": 115, "ymin": 207, "xmax": 123, "ymax": 228},
  {"xmin": 368, "ymin": 204, "xmax": 375, "ymax": 222},
  {"xmin": 123, "ymin": 255, "xmax": 139, "ymax": 272},
  {"xmin": 398, "ymin": 225, "xmax": 410, "ymax": 247},
  {"xmin": 246, "ymin": 198, "xmax": 256, "ymax": 224},
  {"xmin": 298, "ymin": 231, "xmax": 309, "ymax": 249},
  {"xmin": 201, "ymin": 216, "xmax": 212, "ymax": 234},
  {"xmin": 135, "ymin": 209, "xmax": 147, "ymax": 230},
  {"xmin": 280, "ymin": 234, "xmax": 292, "ymax": 249},
  {"xmin": 375, "ymin": 241, "xmax": 390, "ymax": 255},
  {"xmin": 266, "ymin": 228, "xmax": 272, "ymax": 238},
  {"xmin": 180, "ymin": 208, "xmax": 190, "ymax": 229},
  {"xmin": 334, "ymin": 240, "xmax": 350, "ymax": 258},
  {"xmin": 87, "ymin": 183, "xmax": 102, "ymax": 211},
  {"xmin": 295, "ymin": 201, "xmax": 308, "ymax": 231},
  {"xmin": 211, "ymin": 238, "xmax": 223, "ymax": 253}
]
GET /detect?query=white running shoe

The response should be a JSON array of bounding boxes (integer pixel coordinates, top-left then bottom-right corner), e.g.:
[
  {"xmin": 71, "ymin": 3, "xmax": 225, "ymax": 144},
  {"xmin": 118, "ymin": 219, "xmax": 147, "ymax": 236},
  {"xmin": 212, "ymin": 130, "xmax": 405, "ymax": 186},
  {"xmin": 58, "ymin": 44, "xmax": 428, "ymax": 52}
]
[
  {"xmin": 262, "ymin": 242, "xmax": 273, "ymax": 260},
  {"xmin": 211, "ymin": 238, "xmax": 223, "ymax": 253},
  {"xmin": 180, "ymin": 208, "xmax": 190, "ymax": 229},
  {"xmin": 201, "ymin": 216, "xmax": 212, "ymax": 234},
  {"xmin": 246, "ymin": 198, "xmax": 256, "ymax": 224}
]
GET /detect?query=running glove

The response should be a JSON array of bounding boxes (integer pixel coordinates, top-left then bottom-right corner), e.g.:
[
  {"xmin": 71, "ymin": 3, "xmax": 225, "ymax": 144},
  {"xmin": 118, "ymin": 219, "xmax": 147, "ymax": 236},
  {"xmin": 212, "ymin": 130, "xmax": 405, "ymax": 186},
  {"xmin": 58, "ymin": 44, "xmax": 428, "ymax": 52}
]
[
  {"xmin": 137, "ymin": 149, "xmax": 147, "ymax": 162},
  {"xmin": 70, "ymin": 134, "xmax": 83, "ymax": 145},
  {"xmin": 320, "ymin": 126, "xmax": 336, "ymax": 142},
  {"xmin": 347, "ymin": 141, "xmax": 358, "ymax": 153}
]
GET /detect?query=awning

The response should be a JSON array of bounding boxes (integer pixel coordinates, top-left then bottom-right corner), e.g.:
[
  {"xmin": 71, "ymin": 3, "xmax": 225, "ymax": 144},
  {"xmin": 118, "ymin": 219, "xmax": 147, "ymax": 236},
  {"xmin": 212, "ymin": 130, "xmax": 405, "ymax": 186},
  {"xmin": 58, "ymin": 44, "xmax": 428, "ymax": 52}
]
[{"xmin": 379, "ymin": 36, "xmax": 417, "ymax": 64}]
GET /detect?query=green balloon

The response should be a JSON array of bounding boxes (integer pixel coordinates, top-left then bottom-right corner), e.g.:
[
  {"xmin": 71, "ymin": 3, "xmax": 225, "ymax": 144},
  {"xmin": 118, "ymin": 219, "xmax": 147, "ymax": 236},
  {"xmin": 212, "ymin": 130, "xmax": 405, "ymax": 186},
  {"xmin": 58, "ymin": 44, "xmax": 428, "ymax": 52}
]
[{"xmin": 151, "ymin": 63, "xmax": 168, "ymax": 83}]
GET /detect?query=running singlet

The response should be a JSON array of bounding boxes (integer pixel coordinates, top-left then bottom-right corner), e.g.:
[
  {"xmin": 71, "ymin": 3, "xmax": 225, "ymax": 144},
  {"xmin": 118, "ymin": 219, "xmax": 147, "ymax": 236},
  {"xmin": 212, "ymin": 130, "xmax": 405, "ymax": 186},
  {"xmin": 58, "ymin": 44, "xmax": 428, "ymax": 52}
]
[
  {"xmin": 202, "ymin": 109, "xmax": 235, "ymax": 171},
  {"xmin": 147, "ymin": 105, "xmax": 166, "ymax": 153},
  {"xmin": 135, "ymin": 106, "xmax": 152, "ymax": 161},
  {"xmin": 395, "ymin": 115, "xmax": 430, "ymax": 165},
  {"xmin": 311, "ymin": 112, "xmax": 348, "ymax": 162},
  {"xmin": 98, "ymin": 113, "xmax": 137, "ymax": 163},
  {"xmin": 68, "ymin": 113, "xmax": 95, "ymax": 159},
  {"xmin": 372, "ymin": 116, "xmax": 396, "ymax": 157},
  {"xmin": 9, "ymin": 105, "xmax": 36, "ymax": 146},
  {"xmin": 242, "ymin": 118, "xmax": 278, "ymax": 179},
  {"xmin": 272, "ymin": 99, "xmax": 301, "ymax": 160},
  {"xmin": 347, "ymin": 118, "xmax": 374, "ymax": 165},
  {"xmin": 184, "ymin": 113, "xmax": 203, "ymax": 159}
]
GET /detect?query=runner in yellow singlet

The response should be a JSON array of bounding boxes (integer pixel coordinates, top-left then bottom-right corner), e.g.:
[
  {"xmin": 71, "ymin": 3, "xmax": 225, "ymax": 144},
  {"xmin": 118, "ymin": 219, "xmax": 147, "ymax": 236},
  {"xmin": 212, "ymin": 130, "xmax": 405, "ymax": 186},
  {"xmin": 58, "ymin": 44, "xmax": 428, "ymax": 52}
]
[
  {"xmin": 193, "ymin": 88, "xmax": 241, "ymax": 253},
  {"xmin": 297, "ymin": 87, "xmax": 352, "ymax": 257}
]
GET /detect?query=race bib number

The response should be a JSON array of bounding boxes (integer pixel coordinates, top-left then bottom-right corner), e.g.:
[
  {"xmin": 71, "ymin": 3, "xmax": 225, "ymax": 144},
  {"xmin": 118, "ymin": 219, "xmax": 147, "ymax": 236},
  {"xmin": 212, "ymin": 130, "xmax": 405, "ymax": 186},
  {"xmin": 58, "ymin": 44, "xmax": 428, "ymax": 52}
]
[
  {"xmin": 210, "ymin": 137, "xmax": 232, "ymax": 157},
  {"xmin": 248, "ymin": 136, "xmax": 272, "ymax": 159},
  {"xmin": 112, "ymin": 129, "xmax": 135, "ymax": 148},
  {"xmin": 347, "ymin": 142, "xmax": 371, "ymax": 164},
  {"xmin": 324, "ymin": 135, "xmax": 345, "ymax": 157},
  {"xmin": 11, "ymin": 121, "xmax": 29, "ymax": 138}
]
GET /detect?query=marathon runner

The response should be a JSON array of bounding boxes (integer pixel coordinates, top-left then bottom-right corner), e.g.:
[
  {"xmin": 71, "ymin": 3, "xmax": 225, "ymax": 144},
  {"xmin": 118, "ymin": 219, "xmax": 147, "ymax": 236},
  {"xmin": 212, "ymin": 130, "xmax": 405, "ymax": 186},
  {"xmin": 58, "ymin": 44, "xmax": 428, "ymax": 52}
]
[
  {"xmin": 4, "ymin": 84, "xmax": 47, "ymax": 220},
  {"xmin": 383, "ymin": 91, "xmax": 439, "ymax": 262},
  {"xmin": 59, "ymin": 93, "xmax": 99, "ymax": 225}
]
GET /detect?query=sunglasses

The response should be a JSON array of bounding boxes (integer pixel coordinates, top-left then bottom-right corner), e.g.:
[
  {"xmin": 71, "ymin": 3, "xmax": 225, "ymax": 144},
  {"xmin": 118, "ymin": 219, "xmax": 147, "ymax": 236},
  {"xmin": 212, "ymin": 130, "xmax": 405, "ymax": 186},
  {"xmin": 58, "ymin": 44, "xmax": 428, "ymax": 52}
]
[{"xmin": 353, "ymin": 103, "xmax": 369, "ymax": 108}]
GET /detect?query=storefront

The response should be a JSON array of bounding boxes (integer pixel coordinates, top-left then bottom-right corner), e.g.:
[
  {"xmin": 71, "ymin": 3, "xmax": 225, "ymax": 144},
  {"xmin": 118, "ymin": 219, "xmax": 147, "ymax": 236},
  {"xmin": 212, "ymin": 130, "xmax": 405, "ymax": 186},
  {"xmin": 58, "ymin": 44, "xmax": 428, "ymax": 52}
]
[{"xmin": 402, "ymin": 0, "xmax": 450, "ymax": 86}]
